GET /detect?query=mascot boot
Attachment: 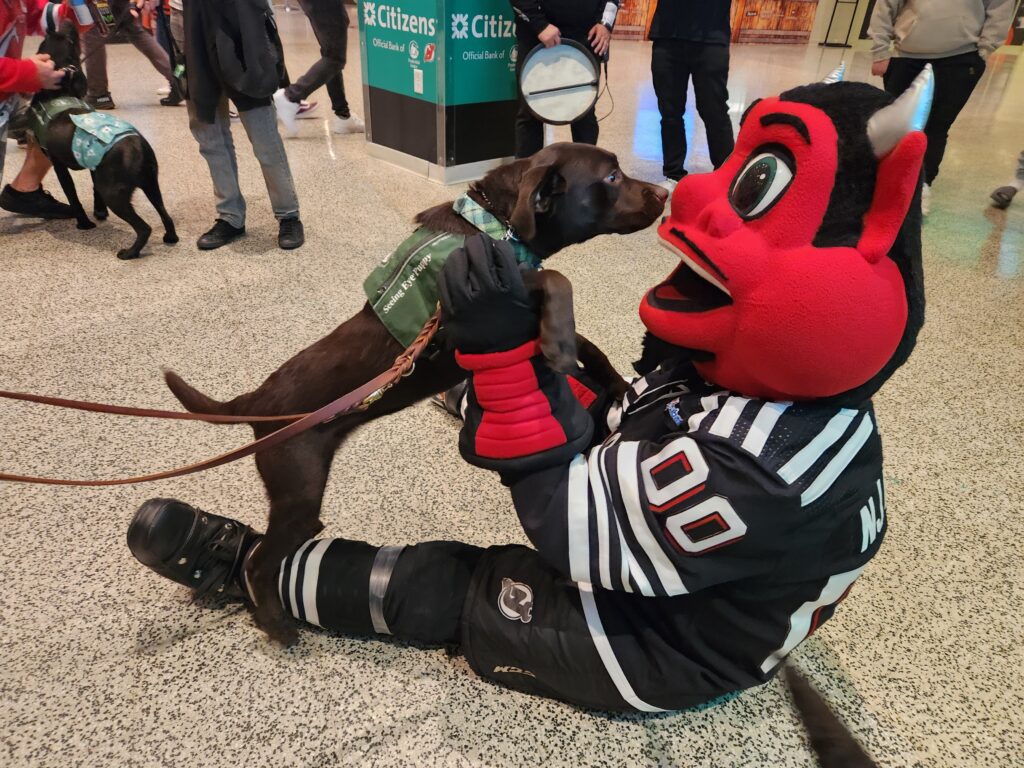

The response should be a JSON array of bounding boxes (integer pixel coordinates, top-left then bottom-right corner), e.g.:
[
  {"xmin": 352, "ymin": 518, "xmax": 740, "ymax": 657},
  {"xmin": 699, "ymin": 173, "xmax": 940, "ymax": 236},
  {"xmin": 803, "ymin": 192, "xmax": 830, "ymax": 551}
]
[{"xmin": 128, "ymin": 66, "xmax": 934, "ymax": 714}]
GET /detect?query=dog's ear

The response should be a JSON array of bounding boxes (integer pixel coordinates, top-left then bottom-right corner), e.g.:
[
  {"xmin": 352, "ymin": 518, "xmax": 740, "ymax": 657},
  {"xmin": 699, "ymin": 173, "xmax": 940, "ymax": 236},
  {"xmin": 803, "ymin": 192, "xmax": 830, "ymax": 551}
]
[
  {"xmin": 59, "ymin": 18, "xmax": 76, "ymax": 38},
  {"xmin": 509, "ymin": 163, "xmax": 567, "ymax": 243}
]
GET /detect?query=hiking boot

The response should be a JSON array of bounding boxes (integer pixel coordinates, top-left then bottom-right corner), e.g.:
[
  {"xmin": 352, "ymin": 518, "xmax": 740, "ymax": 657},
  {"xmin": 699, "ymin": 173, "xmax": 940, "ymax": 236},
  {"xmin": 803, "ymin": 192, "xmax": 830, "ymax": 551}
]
[
  {"xmin": 127, "ymin": 498, "xmax": 259, "ymax": 599},
  {"xmin": 0, "ymin": 185, "xmax": 75, "ymax": 219},
  {"xmin": 87, "ymin": 92, "xmax": 116, "ymax": 110},
  {"xmin": 197, "ymin": 219, "xmax": 245, "ymax": 250},
  {"xmin": 278, "ymin": 216, "xmax": 304, "ymax": 250}
]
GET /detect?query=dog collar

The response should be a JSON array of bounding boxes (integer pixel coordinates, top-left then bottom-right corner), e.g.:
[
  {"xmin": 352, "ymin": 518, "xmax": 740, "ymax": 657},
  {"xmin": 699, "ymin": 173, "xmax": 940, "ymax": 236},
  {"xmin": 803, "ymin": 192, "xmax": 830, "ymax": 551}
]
[{"xmin": 452, "ymin": 195, "xmax": 541, "ymax": 269}]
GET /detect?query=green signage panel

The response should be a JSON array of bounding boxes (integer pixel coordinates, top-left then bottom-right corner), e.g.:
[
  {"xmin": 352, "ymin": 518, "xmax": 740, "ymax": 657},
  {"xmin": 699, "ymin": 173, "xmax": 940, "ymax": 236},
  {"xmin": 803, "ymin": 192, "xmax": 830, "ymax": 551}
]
[
  {"xmin": 358, "ymin": 0, "xmax": 441, "ymax": 103},
  {"xmin": 444, "ymin": 0, "xmax": 519, "ymax": 106},
  {"xmin": 358, "ymin": 0, "xmax": 518, "ymax": 106}
]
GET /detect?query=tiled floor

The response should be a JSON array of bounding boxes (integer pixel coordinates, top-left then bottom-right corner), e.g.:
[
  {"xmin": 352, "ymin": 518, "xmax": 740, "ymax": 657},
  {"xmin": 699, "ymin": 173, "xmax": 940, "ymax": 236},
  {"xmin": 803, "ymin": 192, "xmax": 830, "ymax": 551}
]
[{"xmin": 1, "ymin": 12, "xmax": 1022, "ymax": 768}]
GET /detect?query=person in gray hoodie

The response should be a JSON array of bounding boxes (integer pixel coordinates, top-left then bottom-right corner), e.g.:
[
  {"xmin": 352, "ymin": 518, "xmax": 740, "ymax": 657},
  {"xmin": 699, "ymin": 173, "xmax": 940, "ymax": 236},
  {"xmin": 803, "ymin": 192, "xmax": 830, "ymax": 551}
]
[{"xmin": 868, "ymin": 0, "xmax": 1014, "ymax": 213}]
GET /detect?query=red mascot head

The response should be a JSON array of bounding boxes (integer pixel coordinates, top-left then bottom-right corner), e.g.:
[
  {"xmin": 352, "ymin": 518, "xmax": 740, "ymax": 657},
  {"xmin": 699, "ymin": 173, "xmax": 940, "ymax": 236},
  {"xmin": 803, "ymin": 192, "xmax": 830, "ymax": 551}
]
[{"xmin": 640, "ymin": 66, "xmax": 934, "ymax": 404}]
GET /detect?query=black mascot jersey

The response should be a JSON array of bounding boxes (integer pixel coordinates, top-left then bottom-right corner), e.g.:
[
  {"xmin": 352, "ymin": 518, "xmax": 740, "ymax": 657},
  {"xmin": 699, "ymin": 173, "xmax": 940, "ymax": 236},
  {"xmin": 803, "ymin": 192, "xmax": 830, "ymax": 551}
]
[{"xmin": 497, "ymin": 361, "xmax": 886, "ymax": 708}]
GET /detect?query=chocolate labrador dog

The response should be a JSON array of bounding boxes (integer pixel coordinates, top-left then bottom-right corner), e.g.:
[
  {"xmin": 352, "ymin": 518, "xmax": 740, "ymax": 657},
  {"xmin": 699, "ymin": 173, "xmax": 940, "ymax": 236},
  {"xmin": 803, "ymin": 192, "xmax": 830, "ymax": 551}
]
[{"xmin": 163, "ymin": 143, "xmax": 667, "ymax": 642}]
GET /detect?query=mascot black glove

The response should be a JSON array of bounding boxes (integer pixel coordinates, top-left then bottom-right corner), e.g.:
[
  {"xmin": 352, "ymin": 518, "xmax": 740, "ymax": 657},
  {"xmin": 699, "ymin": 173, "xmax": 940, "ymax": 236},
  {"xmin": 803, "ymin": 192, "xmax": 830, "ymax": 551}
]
[
  {"xmin": 438, "ymin": 234, "xmax": 539, "ymax": 354},
  {"xmin": 439, "ymin": 234, "xmax": 593, "ymax": 476}
]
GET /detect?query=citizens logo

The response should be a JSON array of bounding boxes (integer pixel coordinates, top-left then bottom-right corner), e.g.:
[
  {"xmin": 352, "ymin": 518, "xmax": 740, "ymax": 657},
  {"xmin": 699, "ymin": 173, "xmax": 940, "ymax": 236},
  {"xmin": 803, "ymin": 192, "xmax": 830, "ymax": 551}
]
[
  {"xmin": 451, "ymin": 13, "xmax": 469, "ymax": 39},
  {"xmin": 409, "ymin": 40, "xmax": 419, "ymax": 60},
  {"xmin": 364, "ymin": 3, "xmax": 437, "ymax": 36},
  {"xmin": 451, "ymin": 13, "xmax": 515, "ymax": 40}
]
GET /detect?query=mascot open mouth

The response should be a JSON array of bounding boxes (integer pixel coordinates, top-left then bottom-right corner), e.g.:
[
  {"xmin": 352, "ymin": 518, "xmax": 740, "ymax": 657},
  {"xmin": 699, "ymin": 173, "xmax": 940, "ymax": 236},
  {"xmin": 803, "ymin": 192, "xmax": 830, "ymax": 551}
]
[{"xmin": 647, "ymin": 235, "xmax": 732, "ymax": 313}]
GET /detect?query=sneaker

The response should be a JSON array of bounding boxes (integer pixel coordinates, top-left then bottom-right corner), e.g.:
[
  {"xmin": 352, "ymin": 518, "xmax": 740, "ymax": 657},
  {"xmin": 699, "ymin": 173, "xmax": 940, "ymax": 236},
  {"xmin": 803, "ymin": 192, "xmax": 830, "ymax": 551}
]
[
  {"xmin": 0, "ymin": 184, "xmax": 75, "ymax": 219},
  {"xmin": 156, "ymin": 85, "xmax": 171, "ymax": 96},
  {"xmin": 660, "ymin": 178, "xmax": 679, "ymax": 194},
  {"xmin": 197, "ymin": 219, "xmax": 245, "ymax": 250},
  {"xmin": 228, "ymin": 108, "xmax": 240, "ymax": 121},
  {"xmin": 921, "ymin": 182, "xmax": 932, "ymax": 217},
  {"xmin": 273, "ymin": 89, "xmax": 301, "ymax": 137},
  {"xmin": 296, "ymin": 100, "xmax": 319, "ymax": 119},
  {"xmin": 430, "ymin": 380, "xmax": 468, "ymax": 419},
  {"xmin": 86, "ymin": 92, "xmax": 116, "ymax": 110},
  {"xmin": 990, "ymin": 184, "xmax": 1019, "ymax": 210},
  {"xmin": 332, "ymin": 113, "xmax": 365, "ymax": 135},
  {"xmin": 127, "ymin": 498, "xmax": 259, "ymax": 599},
  {"xmin": 278, "ymin": 216, "xmax": 305, "ymax": 250}
]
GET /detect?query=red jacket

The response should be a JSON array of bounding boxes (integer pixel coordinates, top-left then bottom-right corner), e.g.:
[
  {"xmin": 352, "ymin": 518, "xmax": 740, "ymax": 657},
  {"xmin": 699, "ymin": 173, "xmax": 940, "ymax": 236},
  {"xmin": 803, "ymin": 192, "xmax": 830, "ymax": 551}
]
[{"xmin": 1, "ymin": 0, "xmax": 68, "ymax": 100}]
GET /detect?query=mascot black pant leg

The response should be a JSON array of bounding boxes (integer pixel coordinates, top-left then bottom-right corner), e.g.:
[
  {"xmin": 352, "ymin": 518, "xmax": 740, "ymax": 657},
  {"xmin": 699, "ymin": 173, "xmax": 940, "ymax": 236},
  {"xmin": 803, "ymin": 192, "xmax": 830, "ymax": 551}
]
[{"xmin": 275, "ymin": 538, "xmax": 632, "ymax": 710}]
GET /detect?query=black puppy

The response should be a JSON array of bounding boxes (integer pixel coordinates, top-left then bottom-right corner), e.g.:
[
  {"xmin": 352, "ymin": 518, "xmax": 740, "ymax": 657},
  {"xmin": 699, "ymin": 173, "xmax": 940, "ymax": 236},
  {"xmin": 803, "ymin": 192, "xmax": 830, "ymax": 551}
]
[{"xmin": 32, "ymin": 21, "xmax": 176, "ymax": 259}]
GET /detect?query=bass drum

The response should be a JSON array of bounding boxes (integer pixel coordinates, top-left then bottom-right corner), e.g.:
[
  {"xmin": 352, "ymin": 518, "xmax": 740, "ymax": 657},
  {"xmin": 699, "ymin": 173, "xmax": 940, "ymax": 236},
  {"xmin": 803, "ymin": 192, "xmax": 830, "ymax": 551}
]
[{"xmin": 518, "ymin": 41, "xmax": 601, "ymax": 126}]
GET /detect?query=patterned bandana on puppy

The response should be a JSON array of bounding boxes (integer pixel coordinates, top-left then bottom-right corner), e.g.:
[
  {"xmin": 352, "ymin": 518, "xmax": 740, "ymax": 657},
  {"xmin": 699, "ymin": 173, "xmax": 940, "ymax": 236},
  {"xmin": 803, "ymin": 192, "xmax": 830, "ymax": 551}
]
[{"xmin": 364, "ymin": 195, "xmax": 540, "ymax": 347}]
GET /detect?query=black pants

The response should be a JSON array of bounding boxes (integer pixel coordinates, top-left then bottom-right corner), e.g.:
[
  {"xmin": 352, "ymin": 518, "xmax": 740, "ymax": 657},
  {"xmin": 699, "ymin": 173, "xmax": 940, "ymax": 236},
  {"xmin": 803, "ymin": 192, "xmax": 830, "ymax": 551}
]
[
  {"xmin": 883, "ymin": 52, "xmax": 985, "ymax": 185},
  {"xmin": 284, "ymin": 0, "xmax": 351, "ymax": 117},
  {"xmin": 514, "ymin": 40, "xmax": 599, "ymax": 158},
  {"xmin": 651, "ymin": 39, "xmax": 734, "ymax": 179}
]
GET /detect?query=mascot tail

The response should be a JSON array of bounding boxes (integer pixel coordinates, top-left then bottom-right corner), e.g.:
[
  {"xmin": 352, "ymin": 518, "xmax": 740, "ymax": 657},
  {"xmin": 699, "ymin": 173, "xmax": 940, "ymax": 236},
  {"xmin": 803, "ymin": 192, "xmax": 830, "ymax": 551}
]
[
  {"xmin": 163, "ymin": 369, "xmax": 237, "ymax": 420},
  {"xmin": 784, "ymin": 666, "xmax": 877, "ymax": 768}
]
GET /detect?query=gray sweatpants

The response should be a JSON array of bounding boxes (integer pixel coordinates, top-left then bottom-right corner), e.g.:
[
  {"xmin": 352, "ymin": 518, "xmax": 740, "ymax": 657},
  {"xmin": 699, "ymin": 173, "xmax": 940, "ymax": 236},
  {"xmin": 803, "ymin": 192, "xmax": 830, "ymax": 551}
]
[{"xmin": 171, "ymin": 10, "xmax": 299, "ymax": 227}]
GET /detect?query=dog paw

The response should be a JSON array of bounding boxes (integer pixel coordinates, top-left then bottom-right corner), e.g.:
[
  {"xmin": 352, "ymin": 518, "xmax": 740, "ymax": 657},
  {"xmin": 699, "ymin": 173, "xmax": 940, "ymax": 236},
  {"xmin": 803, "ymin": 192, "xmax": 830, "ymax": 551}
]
[
  {"xmin": 117, "ymin": 249, "xmax": 141, "ymax": 260},
  {"xmin": 77, "ymin": 220, "xmax": 97, "ymax": 230},
  {"xmin": 164, "ymin": 232, "xmax": 179, "ymax": 244},
  {"xmin": 253, "ymin": 604, "xmax": 299, "ymax": 647},
  {"xmin": 94, "ymin": 210, "xmax": 109, "ymax": 221}
]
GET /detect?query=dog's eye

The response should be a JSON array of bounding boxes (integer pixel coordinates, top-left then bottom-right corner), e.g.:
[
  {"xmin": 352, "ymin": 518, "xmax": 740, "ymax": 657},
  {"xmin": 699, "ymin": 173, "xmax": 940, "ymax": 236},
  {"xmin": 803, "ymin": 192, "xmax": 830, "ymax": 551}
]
[
  {"xmin": 729, "ymin": 150, "xmax": 794, "ymax": 219},
  {"xmin": 605, "ymin": 170, "xmax": 620, "ymax": 183}
]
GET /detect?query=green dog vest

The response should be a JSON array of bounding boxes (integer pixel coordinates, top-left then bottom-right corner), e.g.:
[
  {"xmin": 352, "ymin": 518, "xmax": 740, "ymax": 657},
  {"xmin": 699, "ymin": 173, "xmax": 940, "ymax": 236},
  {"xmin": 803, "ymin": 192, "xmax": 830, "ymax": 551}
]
[
  {"xmin": 27, "ymin": 97, "xmax": 137, "ymax": 170},
  {"xmin": 364, "ymin": 196, "xmax": 540, "ymax": 347}
]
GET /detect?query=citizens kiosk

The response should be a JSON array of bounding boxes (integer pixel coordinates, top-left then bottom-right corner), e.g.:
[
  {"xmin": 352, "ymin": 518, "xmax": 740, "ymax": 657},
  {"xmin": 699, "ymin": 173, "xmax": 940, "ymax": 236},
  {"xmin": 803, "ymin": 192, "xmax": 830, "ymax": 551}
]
[{"xmin": 357, "ymin": 0, "xmax": 520, "ymax": 184}]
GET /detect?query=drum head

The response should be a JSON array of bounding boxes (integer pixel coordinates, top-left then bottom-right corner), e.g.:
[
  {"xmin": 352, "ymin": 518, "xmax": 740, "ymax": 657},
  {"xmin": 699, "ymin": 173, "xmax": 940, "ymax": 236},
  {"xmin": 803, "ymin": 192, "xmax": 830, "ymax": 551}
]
[{"xmin": 519, "ymin": 41, "xmax": 600, "ymax": 126}]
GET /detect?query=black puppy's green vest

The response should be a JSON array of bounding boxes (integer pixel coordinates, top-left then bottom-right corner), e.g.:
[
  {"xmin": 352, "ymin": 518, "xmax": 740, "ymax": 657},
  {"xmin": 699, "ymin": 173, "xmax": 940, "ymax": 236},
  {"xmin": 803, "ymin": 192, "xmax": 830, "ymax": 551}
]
[{"xmin": 364, "ymin": 196, "xmax": 539, "ymax": 347}]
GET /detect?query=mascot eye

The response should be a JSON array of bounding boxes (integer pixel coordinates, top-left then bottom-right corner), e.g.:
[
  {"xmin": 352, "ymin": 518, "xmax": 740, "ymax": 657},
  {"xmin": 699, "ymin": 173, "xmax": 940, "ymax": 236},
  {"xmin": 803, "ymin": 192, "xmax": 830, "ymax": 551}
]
[{"xmin": 730, "ymin": 151, "xmax": 794, "ymax": 219}]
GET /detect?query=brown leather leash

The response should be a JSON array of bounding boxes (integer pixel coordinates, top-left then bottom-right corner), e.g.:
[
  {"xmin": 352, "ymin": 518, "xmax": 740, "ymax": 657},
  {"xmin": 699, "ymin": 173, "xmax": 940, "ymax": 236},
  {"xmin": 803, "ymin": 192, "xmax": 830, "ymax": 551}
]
[
  {"xmin": 0, "ymin": 311, "xmax": 441, "ymax": 487},
  {"xmin": 0, "ymin": 389, "xmax": 307, "ymax": 424}
]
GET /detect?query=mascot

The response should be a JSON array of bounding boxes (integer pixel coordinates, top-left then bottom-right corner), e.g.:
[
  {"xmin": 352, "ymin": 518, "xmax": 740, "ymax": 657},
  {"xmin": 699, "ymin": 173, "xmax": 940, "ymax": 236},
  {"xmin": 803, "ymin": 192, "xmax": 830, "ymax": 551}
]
[{"xmin": 126, "ymin": 66, "xmax": 933, "ymax": 712}]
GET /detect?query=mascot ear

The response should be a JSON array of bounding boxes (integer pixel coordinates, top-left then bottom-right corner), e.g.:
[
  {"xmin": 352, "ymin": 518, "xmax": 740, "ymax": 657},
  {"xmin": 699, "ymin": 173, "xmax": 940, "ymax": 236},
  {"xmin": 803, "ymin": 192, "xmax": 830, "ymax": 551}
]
[
  {"xmin": 510, "ymin": 163, "xmax": 566, "ymax": 243},
  {"xmin": 859, "ymin": 65, "xmax": 934, "ymax": 263}
]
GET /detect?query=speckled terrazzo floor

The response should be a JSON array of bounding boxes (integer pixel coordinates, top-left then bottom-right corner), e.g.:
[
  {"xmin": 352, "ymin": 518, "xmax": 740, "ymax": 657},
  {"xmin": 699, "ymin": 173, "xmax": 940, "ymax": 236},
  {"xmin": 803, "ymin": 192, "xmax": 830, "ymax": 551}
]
[{"xmin": 2, "ymin": 12, "xmax": 1022, "ymax": 768}]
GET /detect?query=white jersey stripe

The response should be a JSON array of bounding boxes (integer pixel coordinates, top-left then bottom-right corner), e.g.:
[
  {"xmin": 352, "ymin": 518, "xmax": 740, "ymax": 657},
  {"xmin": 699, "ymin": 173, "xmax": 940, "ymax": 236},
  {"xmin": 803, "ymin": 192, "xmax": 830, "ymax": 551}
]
[
  {"xmin": 800, "ymin": 413, "xmax": 875, "ymax": 507},
  {"xmin": 588, "ymin": 447, "xmax": 614, "ymax": 590},
  {"xmin": 617, "ymin": 442, "xmax": 687, "ymax": 596},
  {"xmin": 759, "ymin": 567, "xmax": 864, "ymax": 674},
  {"xmin": 567, "ymin": 455, "xmax": 592, "ymax": 584},
  {"xmin": 778, "ymin": 408, "xmax": 857, "ymax": 484},
  {"xmin": 597, "ymin": 441, "xmax": 640, "ymax": 594},
  {"xmin": 577, "ymin": 582, "xmax": 667, "ymax": 712},
  {"xmin": 709, "ymin": 396, "xmax": 751, "ymax": 438},
  {"xmin": 300, "ymin": 539, "xmax": 332, "ymax": 628},
  {"xmin": 687, "ymin": 393, "xmax": 724, "ymax": 432},
  {"xmin": 741, "ymin": 401, "xmax": 791, "ymax": 456},
  {"xmin": 288, "ymin": 539, "xmax": 316, "ymax": 620}
]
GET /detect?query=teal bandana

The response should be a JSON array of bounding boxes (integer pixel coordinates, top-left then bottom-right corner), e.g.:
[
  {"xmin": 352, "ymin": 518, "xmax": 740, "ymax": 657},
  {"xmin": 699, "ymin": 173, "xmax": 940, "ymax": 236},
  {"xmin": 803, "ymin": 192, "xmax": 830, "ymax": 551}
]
[{"xmin": 363, "ymin": 194, "xmax": 541, "ymax": 346}]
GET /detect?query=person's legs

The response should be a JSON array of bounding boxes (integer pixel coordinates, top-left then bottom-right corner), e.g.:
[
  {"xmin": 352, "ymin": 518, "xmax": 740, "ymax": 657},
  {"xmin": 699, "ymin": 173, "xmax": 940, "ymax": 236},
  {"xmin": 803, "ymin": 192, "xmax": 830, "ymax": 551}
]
[
  {"xmin": 0, "ymin": 141, "xmax": 75, "ymax": 218},
  {"xmin": 690, "ymin": 42, "xmax": 734, "ymax": 169},
  {"xmin": 124, "ymin": 16, "xmax": 174, "ymax": 83},
  {"xmin": 82, "ymin": 25, "xmax": 111, "ymax": 102},
  {"xmin": 652, "ymin": 39, "xmax": 690, "ymax": 180},
  {"xmin": 236, "ymin": 106, "xmax": 300, "ymax": 222},
  {"xmin": 126, "ymin": 498, "xmax": 632, "ymax": 710},
  {"xmin": 287, "ymin": 0, "xmax": 349, "ymax": 104},
  {"xmin": 189, "ymin": 97, "xmax": 247, "ymax": 229},
  {"xmin": 515, "ymin": 41, "xmax": 545, "ymax": 158},
  {"xmin": 882, "ymin": 56, "xmax": 925, "ymax": 99},
  {"xmin": 920, "ymin": 52, "xmax": 985, "ymax": 185},
  {"xmin": 324, "ymin": 73, "xmax": 350, "ymax": 119},
  {"xmin": 569, "ymin": 108, "xmax": 599, "ymax": 145}
]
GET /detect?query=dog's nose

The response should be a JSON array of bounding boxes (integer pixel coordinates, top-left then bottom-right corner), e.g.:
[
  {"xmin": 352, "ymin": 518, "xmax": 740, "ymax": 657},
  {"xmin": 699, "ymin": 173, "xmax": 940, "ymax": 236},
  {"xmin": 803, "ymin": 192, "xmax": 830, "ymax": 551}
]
[{"xmin": 652, "ymin": 185, "xmax": 670, "ymax": 204}]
